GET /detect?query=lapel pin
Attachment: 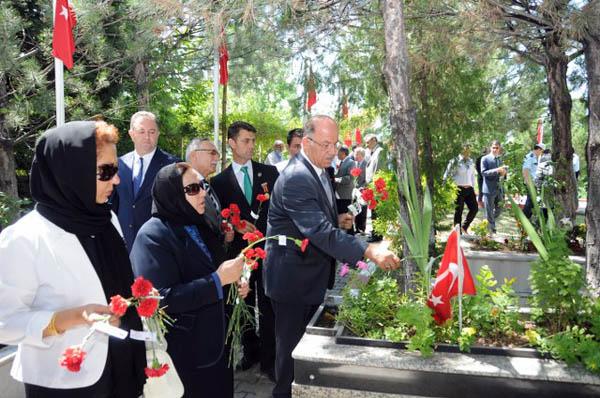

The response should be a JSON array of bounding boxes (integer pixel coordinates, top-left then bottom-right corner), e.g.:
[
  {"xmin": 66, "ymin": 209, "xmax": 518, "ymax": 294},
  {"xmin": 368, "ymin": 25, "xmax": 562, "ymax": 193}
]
[{"xmin": 258, "ymin": 172, "xmax": 262, "ymax": 178}]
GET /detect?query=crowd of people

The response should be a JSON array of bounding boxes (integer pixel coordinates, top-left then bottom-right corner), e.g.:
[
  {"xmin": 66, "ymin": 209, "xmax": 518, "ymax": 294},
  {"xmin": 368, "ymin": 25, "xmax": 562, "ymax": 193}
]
[
  {"xmin": 444, "ymin": 139, "xmax": 580, "ymax": 237},
  {"xmin": 0, "ymin": 112, "xmax": 399, "ymax": 398}
]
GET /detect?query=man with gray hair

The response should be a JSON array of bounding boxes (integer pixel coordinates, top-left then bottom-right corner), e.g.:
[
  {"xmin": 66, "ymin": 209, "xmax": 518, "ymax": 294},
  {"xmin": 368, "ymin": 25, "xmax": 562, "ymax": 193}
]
[
  {"xmin": 186, "ymin": 138, "xmax": 233, "ymax": 242},
  {"xmin": 263, "ymin": 115, "xmax": 400, "ymax": 398},
  {"xmin": 265, "ymin": 139, "xmax": 285, "ymax": 165},
  {"xmin": 112, "ymin": 111, "xmax": 178, "ymax": 251}
]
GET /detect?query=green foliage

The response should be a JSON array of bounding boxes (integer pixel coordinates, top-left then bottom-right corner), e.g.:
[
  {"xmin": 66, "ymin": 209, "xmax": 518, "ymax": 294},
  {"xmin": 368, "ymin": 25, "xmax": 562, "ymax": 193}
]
[
  {"xmin": 432, "ymin": 179, "xmax": 457, "ymax": 228},
  {"xmin": 0, "ymin": 192, "xmax": 29, "ymax": 229},
  {"xmin": 462, "ymin": 266, "xmax": 522, "ymax": 342},
  {"xmin": 370, "ymin": 171, "xmax": 401, "ymax": 250},
  {"xmin": 471, "ymin": 220, "xmax": 501, "ymax": 250},
  {"xmin": 398, "ymin": 163, "xmax": 433, "ymax": 294}
]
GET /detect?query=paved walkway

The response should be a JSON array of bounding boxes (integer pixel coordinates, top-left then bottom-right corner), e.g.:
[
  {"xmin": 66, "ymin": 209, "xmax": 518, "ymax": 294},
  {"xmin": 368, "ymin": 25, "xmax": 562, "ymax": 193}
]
[{"xmin": 234, "ymin": 364, "xmax": 274, "ymax": 398}]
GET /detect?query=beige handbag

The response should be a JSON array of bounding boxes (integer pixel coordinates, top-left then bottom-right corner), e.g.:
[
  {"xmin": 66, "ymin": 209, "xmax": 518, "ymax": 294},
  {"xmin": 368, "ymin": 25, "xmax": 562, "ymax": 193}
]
[{"xmin": 143, "ymin": 341, "xmax": 184, "ymax": 398}]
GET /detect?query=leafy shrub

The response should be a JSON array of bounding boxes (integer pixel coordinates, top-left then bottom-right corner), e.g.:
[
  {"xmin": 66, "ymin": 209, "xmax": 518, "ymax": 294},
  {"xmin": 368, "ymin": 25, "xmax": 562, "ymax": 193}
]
[
  {"xmin": 432, "ymin": 179, "xmax": 458, "ymax": 228},
  {"xmin": 0, "ymin": 192, "xmax": 29, "ymax": 230}
]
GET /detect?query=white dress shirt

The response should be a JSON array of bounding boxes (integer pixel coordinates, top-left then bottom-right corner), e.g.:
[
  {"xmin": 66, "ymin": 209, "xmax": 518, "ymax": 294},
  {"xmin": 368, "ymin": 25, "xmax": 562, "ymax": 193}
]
[
  {"xmin": 231, "ymin": 160, "xmax": 253, "ymax": 194},
  {"xmin": 132, "ymin": 148, "xmax": 156, "ymax": 186},
  {"xmin": 444, "ymin": 155, "xmax": 476, "ymax": 188}
]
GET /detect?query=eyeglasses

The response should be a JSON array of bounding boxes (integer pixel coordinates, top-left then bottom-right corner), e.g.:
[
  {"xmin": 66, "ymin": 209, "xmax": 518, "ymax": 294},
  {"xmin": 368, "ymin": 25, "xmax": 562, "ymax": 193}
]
[
  {"xmin": 183, "ymin": 183, "xmax": 202, "ymax": 196},
  {"xmin": 97, "ymin": 164, "xmax": 119, "ymax": 181},
  {"xmin": 307, "ymin": 136, "xmax": 340, "ymax": 151},
  {"xmin": 133, "ymin": 128, "xmax": 157, "ymax": 135},
  {"xmin": 194, "ymin": 149, "xmax": 220, "ymax": 157}
]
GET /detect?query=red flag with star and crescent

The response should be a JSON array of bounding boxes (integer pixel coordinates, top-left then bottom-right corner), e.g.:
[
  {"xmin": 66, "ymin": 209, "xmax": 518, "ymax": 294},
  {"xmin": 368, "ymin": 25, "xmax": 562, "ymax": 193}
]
[
  {"xmin": 52, "ymin": 0, "xmax": 77, "ymax": 70},
  {"xmin": 427, "ymin": 228, "xmax": 476, "ymax": 325},
  {"xmin": 306, "ymin": 70, "xmax": 317, "ymax": 112},
  {"xmin": 219, "ymin": 40, "xmax": 229, "ymax": 85}
]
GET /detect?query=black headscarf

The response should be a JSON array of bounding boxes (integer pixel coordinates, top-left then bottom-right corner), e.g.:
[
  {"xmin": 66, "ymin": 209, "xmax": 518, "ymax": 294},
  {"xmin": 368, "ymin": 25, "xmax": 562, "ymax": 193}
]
[
  {"xmin": 152, "ymin": 164, "xmax": 226, "ymax": 265},
  {"xmin": 30, "ymin": 122, "xmax": 146, "ymax": 397}
]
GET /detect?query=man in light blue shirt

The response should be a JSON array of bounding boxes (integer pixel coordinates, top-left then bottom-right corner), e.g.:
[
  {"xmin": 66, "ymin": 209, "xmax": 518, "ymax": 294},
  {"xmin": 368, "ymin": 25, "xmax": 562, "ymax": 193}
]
[{"xmin": 522, "ymin": 143, "xmax": 544, "ymax": 219}]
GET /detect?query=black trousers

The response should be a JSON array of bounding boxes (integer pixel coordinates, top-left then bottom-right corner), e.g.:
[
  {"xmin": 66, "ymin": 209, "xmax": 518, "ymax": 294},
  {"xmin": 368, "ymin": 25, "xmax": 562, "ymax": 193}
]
[
  {"xmin": 242, "ymin": 266, "xmax": 276, "ymax": 372},
  {"xmin": 271, "ymin": 300, "xmax": 319, "ymax": 398},
  {"xmin": 523, "ymin": 194, "xmax": 534, "ymax": 219},
  {"xmin": 355, "ymin": 204, "xmax": 367, "ymax": 233},
  {"xmin": 454, "ymin": 186, "xmax": 478, "ymax": 232},
  {"xmin": 178, "ymin": 343, "xmax": 234, "ymax": 398}
]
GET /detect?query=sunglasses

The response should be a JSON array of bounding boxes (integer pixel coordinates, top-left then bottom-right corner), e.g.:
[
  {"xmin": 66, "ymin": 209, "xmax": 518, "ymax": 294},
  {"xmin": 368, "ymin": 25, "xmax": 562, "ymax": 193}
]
[
  {"xmin": 97, "ymin": 164, "xmax": 119, "ymax": 181},
  {"xmin": 183, "ymin": 183, "xmax": 202, "ymax": 196}
]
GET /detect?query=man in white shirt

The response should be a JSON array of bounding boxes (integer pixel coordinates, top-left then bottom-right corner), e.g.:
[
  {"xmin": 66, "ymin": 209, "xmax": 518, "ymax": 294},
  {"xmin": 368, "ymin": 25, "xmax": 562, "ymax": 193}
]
[
  {"xmin": 210, "ymin": 121, "xmax": 279, "ymax": 378},
  {"xmin": 112, "ymin": 111, "xmax": 178, "ymax": 251},
  {"xmin": 444, "ymin": 144, "xmax": 478, "ymax": 234},
  {"xmin": 573, "ymin": 152, "xmax": 580, "ymax": 180},
  {"xmin": 275, "ymin": 128, "xmax": 303, "ymax": 172},
  {"xmin": 265, "ymin": 139, "xmax": 285, "ymax": 165}
]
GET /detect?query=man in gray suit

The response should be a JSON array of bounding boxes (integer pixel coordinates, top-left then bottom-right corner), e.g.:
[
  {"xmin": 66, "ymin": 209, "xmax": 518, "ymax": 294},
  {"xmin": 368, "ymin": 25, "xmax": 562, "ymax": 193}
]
[
  {"xmin": 263, "ymin": 115, "xmax": 400, "ymax": 398},
  {"xmin": 481, "ymin": 140, "xmax": 508, "ymax": 234},
  {"xmin": 335, "ymin": 146, "xmax": 356, "ymax": 234}
]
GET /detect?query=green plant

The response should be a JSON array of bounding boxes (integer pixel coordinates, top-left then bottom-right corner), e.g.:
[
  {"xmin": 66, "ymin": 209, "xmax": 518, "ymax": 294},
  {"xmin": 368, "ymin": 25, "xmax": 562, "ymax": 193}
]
[
  {"xmin": 432, "ymin": 179, "xmax": 458, "ymax": 228},
  {"xmin": 370, "ymin": 170, "xmax": 401, "ymax": 251},
  {"xmin": 0, "ymin": 192, "xmax": 29, "ymax": 229},
  {"xmin": 470, "ymin": 220, "xmax": 501, "ymax": 250},
  {"xmin": 398, "ymin": 163, "xmax": 433, "ymax": 295}
]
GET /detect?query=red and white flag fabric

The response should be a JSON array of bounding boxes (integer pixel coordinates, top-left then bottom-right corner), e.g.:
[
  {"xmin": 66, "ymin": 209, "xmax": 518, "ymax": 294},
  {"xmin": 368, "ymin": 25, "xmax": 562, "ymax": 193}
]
[
  {"xmin": 306, "ymin": 70, "xmax": 317, "ymax": 112},
  {"xmin": 355, "ymin": 127, "xmax": 362, "ymax": 145},
  {"xmin": 536, "ymin": 118, "xmax": 544, "ymax": 144},
  {"xmin": 219, "ymin": 41, "xmax": 229, "ymax": 85},
  {"xmin": 427, "ymin": 228, "xmax": 476, "ymax": 325},
  {"xmin": 52, "ymin": 0, "xmax": 77, "ymax": 70}
]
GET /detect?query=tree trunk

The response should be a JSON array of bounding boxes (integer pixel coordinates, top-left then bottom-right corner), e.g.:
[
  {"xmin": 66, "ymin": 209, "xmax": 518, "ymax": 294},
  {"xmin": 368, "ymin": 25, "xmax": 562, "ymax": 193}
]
[
  {"xmin": 584, "ymin": 0, "xmax": 600, "ymax": 296},
  {"xmin": 221, "ymin": 83, "xmax": 228, "ymax": 169},
  {"xmin": 419, "ymin": 74, "xmax": 435, "ymax": 199},
  {"xmin": 0, "ymin": 139, "xmax": 18, "ymax": 198},
  {"xmin": 381, "ymin": 0, "xmax": 420, "ymax": 291},
  {"xmin": 544, "ymin": 37, "xmax": 577, "ymax": 220},
  {"xmin": 134, "ymin": 58, "xmax": 150, "ymax": 110}
]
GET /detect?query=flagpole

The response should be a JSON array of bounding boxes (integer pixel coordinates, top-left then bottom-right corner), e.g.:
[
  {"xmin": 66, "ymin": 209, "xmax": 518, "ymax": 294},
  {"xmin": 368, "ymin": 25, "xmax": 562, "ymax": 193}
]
[
  {"xmin": 53, "ymin": 0, "xmax": 65, "ymax": 127},
  {"xmin": 212, "ymin": 40, "xmax": 220, "ymax": 168},
  {"xmin": 457, "ymin": 224, "xmax": 463, "ymax": 334}
]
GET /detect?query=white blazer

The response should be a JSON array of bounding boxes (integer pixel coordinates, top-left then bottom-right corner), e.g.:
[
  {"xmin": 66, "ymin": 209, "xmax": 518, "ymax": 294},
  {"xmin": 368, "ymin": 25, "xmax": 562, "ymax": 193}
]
[{"xmin": 0, "ymin": 210, "xmax": 123, "ymax": 388}]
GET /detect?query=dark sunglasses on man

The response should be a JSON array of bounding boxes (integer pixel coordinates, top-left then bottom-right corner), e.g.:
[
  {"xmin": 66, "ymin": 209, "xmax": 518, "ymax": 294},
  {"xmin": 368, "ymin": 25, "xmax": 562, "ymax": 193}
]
[
  {"xmin": 96, "ymin": 164, "xmax": 119, "ymax": 181},
  {"xmin": 183, "ymin": 183, "xmax": 203, "ymax": 196}
]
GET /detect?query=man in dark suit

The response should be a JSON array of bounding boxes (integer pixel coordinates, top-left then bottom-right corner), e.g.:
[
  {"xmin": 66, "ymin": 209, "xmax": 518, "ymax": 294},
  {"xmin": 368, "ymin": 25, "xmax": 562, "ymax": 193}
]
[
  {"xmin": 111, "ymin": 111, "xmax": 178, "ymax": 252},
  {"xmin": 263, "ymin": 115, "xmax": 400, "ymax": 398},
  {"xmin": 211, "ymin": 121, "xmax": 279, "ymax": 379},
  {"xmin": 334, "ymin": 146, "xmax": 356, "ymax": 234},
  {"xmin": 353, "ymin": 146, "xmax": 368, "ymax": 233},
  {"xmin": 186, "ymin": 137, "xmax": 235, "ymax": 244},
  {"xmin": 481, "ymin": 140, "xmax": 508, "ymax": 235}
]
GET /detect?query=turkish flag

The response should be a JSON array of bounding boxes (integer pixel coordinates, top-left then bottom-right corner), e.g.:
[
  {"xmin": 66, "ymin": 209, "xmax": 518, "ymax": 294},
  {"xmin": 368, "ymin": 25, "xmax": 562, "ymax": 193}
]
[
  {"xmin": 52, "ymin": 0, "xmax": 77, "ymax": 70},
  {"xmin": 355, "ymin": 127, "xmax": 362, "ymax": 145},
  {"xmin": 536, "ymin": 118, "xmax": 543, "ymax": 144},
  {"xmin": 427, "ymin": 228, "xmax": 476, "ymax": 325},
  {"xmin": 344, "ymin": 132, "xmax": 352, "ymax": 148},
  {"xmin": 219, "ymin": 41, "xmax": 229, "ymax": 85},
  {"xmin": 306, "ymin": 71, "xmax": 317, "ymax": 112}
]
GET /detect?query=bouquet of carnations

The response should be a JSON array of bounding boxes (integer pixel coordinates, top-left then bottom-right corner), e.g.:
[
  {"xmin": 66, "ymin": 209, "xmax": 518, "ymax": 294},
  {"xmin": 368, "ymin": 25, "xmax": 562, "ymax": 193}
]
[
  {"xmin": 59, "ymin": 276, "xmax": 173, "ymax": 379},
  {"xmin": 347, "ymin": 168, "xmax": 390, "ymax": 217},
  {"xmin": 226, "ymin": 231, "xmax": 309, "ymax": 367}
]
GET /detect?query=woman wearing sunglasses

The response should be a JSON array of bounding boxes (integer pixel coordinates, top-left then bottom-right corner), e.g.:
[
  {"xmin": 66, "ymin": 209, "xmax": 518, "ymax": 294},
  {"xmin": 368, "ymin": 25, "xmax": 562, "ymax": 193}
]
[
  {"xmin": 130, "ymin": 162, "xmax": 246, "ymax": 397},
  {"xmin": 0, "ymin": 121, "xmax": 146, "ymax": 397}
]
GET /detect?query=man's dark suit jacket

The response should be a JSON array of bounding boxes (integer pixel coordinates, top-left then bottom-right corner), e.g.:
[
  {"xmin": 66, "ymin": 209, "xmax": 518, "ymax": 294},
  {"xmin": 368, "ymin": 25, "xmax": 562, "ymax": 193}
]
[
  {"xmin": 130, "ymin": 217, "xmax": 225, "ymax": 370},
  {"xmin": 210, "ymin": 160, "xmax": 279, "ymax": 257},
  {"xmin": 263, "ymin": 155, "xmax": 368, "ymax": 305},
  {"xmin": 112, "ymin": 148, "xmax": 178, "ymax": 251},
  {"xmin": 481, "ymin": 153, "xmax": 503, "ymax": 195}
]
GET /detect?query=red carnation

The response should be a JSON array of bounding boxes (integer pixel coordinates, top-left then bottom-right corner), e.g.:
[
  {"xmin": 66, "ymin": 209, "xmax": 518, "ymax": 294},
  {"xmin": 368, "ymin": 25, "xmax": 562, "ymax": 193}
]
[
  {"xmin": 248, "ymin": 260, "xmax": 259, "ymax": 270},
  {"xmin": 230, "ymin": 204, "xmax": 240, "ymax": 214},
  {"xmin": 254, "ymin": 247, "xmax": 267, "ymax": 259},
  {"xmin": 238, "ymin": 220, "xmax": 247, "ymax": 229},
  {"xmin": 244, "ymin": 248, "xmax": 256, "ymax": 259},
  {"xmin": 350, "ymin": 168, "xmax": 362, "ymax": 177},
  {"xmin": 145, "ymin": 363, "xmax": 170, "ymax": 378},
  {"xmin": 256, "ymin": 193, "xmax": 270, "ymax": 203},
  {"xmin": 231, "ymin": 215, "xmax": 241, "ymax": 227},
  {"xmin": 361, "ymin": 188, "xmax": 374, "ymax": 202},
  {"xmin": 131, "ymin": 276, "xmax": 153, "ymax": 298},
  {"xmin": 137, "ymin": 298, "xmax": 159, "ymax": 318},
  {"xmin": 300, "ymin": 238, "xmax": 309, "ymax": 252},
  {"xmin": 374, "ymin": 178, "xmax": 386, "ymax": 193},
  {"xmin": 109, "ymin": 295, "xmax": 129, "ymax": 316},
  {"xmin": 221, "ymin": 208, "xmax": 231, "ymax": 218},
  {"xmin": 255, "ymin": 230, "xmax": 264, "ymax": 239},
  {"xmin": 368, "ymin": 200, "xmax": 377, "ymax": 210},
  {"xmin": 380, "ymin": 190, "xmax": 389, "ymax": 201},
  {"xmin": 60, "ymin": 346, "xmax": 86, "ymax": 372}
]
